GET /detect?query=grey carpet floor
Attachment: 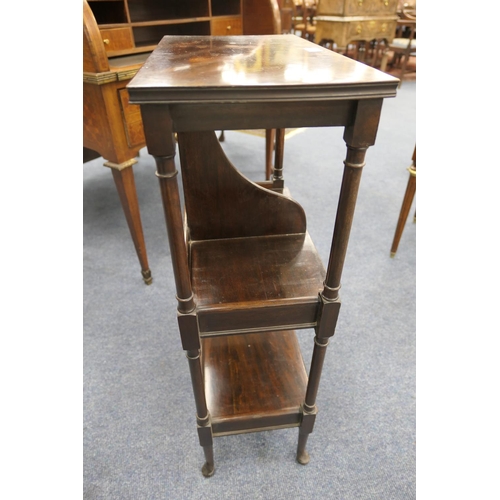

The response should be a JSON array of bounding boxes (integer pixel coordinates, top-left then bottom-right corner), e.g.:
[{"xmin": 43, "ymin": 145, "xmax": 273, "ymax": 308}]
[{"xmin": 83, "ymin": 81, "xmax": 416, "ymax": 499}]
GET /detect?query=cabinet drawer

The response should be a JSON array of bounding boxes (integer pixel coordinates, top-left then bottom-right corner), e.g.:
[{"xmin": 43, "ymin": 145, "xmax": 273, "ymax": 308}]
[
  {"xmin": 346, "ymin": 0, "xmax": 398, "ymax": 16},
  {"xmin": 118, "ymin": 88, "xmax": 145, "ymax": 148},
  {"xmin": 318, "ymin": 0, "xmax": 398, "ymax": 16},
  {"xmin": 211, "ymin": 17, "xmax": 243, "ymax": 36},
  {"xmin": 100, "ymin": 27, "xmax": 134, "ymax": 54},
  {"xmin": 348, "ymin": 18, "xmax": 397, "ymax": 40}
]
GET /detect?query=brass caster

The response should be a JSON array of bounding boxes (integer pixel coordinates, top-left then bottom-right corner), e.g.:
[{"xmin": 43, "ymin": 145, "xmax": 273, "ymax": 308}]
[
  {"xmin": 390, "ymin": 252, "xmax": 396, "ymax": 258},
  {"xmin": 142, "ymin": 269, "xmax": 153, "ymax": 285},
  {"xmin": 296, "ymin": 450, "xmax": 310, "ymax": 465},
  {"xmin": 202, "ymin": 462, "xmax": 215, "ymax": 478}
]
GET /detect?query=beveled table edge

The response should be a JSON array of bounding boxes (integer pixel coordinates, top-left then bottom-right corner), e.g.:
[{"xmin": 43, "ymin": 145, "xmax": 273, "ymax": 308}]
[{"xmin": 127, "ymin": 80, "xmax": 399, "ymax": 104}]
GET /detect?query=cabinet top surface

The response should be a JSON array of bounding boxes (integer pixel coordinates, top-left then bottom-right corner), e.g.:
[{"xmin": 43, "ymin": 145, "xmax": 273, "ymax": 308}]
[{"xmin": 127, "ymin": 35, "xmax": 399, "ymax": 103}]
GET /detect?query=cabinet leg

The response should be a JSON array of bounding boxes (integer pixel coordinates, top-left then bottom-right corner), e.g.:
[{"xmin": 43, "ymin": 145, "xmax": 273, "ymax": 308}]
[{"xmin": 106, "ymin": 160, "xmax": 152, "ymax": 284}]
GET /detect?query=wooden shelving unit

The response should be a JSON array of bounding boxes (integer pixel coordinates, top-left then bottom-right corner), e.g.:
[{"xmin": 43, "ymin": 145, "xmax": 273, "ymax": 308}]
[
  {"xmin": 88, "ymin": 0, "xmax": 244, "ymax": 57},
  {"xmin": 127, "ymin": 35, "xmax": 399, "ymax": 476}
]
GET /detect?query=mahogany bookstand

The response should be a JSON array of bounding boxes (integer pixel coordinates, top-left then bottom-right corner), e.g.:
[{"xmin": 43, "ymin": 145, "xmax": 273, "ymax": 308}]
[{"xmin": 128, "ymin": 34, "xmax": 398, "ymax": 477}]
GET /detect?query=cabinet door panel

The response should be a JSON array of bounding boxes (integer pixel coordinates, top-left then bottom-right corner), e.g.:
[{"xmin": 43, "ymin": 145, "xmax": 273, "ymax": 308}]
[{"xmin": 347, "ymin": 18, "xmax": 397, "ymax": 40}]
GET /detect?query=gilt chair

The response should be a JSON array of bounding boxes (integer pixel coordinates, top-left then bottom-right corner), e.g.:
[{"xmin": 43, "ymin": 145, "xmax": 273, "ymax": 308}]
[{"xmin": 380, "ymin": 10, "xmax": 416, "ymax": 86}]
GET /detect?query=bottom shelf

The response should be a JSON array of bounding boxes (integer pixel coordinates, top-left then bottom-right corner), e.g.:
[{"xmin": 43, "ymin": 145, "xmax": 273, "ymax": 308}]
[{"xmin": 202, "ymin": 330, "xmax": 308, "ymax": 436}]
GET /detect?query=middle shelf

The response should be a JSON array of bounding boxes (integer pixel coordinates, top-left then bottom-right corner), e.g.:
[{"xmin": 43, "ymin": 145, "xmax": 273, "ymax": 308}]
[{"xmin": 191, "ymin": 232, "xmax": 326, "ymax": 336}]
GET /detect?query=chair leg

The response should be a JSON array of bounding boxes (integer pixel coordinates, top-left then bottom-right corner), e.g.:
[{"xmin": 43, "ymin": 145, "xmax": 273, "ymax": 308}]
[
  {"xmin": 390, "ymin": 166, "xmax": 416, "ymax": 257},
  {"xmin": 398, "ymin": 53, "xmax": 411, "ymax": 87}
]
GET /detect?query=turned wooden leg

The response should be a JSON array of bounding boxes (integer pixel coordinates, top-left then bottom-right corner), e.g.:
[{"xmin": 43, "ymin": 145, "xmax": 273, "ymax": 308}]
[
  {"xmin": 297, "ymin": 123, "xmax": 380, "ymax": 462},
  {"xmin": 273, "ymin": 128, "xmax": 285, "ymax": 191},
  {"xmin": 187, "ymin": 349, "xmax": 215, "ymax": 477},
  {"xmin": 265, "ymin": 128, "xmax": 286, "ymax": 184},
  {"xmin": 297, "ymin": 335, "xmax": 329, "ymax": 464},
  {"xmin": 265, "ymin": 129, "xmax": 276, "ymax": 181},
  {"xmin": 391, "ymin": 148, "xmax": 416, "ymax": 257},
  {"xmin": 398, "ymin": 54, "xmax": 411, "ymax": 87},
  {"xmin": 105, "ymin": 159, "xmax": 152, "ymax": 284},
  {"xmin": 322, "ymin": 146, "xmax": 367, "ymax": 302},
  {"xmin": 201, "ymin": 443, "xmax": 215, "ymax": 478},
  {"xmin": 141, "ymin": 105, "xmax": 215, "ymax": 476},
  {"xmin": 296, "ymin": 429, "xmax": 311, "ymax": 465}
]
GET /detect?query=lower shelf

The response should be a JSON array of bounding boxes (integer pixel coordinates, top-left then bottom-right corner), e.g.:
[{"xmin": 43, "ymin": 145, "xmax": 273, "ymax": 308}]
[{"xmin": 202, "ymin": 330, "xmax": 308, "ymax": 436}]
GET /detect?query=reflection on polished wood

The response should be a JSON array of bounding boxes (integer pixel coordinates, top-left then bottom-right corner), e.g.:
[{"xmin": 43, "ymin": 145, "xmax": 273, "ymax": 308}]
[
  {"xmin": 129, "ymin": 35, "xmax": 397, "ymax": 102},
  {"xmin": 128, "ymin": 34, "xmax": 398, "ymax": 476}
]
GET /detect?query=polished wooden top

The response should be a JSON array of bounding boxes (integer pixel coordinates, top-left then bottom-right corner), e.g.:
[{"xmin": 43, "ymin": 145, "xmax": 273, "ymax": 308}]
[{"xmin": 127, "ymin": 34, "xmax": 399, "ymax": 103}]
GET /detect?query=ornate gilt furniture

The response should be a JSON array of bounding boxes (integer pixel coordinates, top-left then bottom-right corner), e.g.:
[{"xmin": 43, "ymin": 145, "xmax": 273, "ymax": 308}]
[
  {"xmin": 128, "ymin": 34, "xmax": 398, "ymax": 476},
  {"xmin": 379, "ymin": 10, "xmax": 416, "ymax": 85},
  {"xmin": 315, "ymin": 0, "xmax": 399, "ymax": 56},
  {"xmin": 390, "ymin": 145, "xmax": 416, "ymax": 256},
  {"xmin": 83, "ymin": 0, "xmax": 281, "ymax": 283}
]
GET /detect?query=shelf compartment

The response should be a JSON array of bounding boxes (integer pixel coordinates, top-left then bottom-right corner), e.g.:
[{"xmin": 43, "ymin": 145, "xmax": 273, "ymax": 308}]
[
  {"xmin": 133, "ymin": 21, "xmax": 210, "ymax": 47},
  {"xmin": 89, "ymin": 0, "xmax": 128, "ymax": 24},
  {"xmin": 203, "ymin": 330, "xmax": 308, "ymax": 436},
  {"xmin": 211, "ymin": 0, "xmax": 241, "ymax": 16},
  {"xmin": 191, "ymin": 232, "xmax": 326, "ymax": 335},
  {"xmin": 128, "ymin": 0, "xmax": 210, "ymax": 23}
]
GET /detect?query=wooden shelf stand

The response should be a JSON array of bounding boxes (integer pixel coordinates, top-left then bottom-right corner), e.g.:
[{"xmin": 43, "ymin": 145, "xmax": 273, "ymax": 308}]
[{"xmin": 127, "ymin": 34, "xmax": 399, "ymax": 476}]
